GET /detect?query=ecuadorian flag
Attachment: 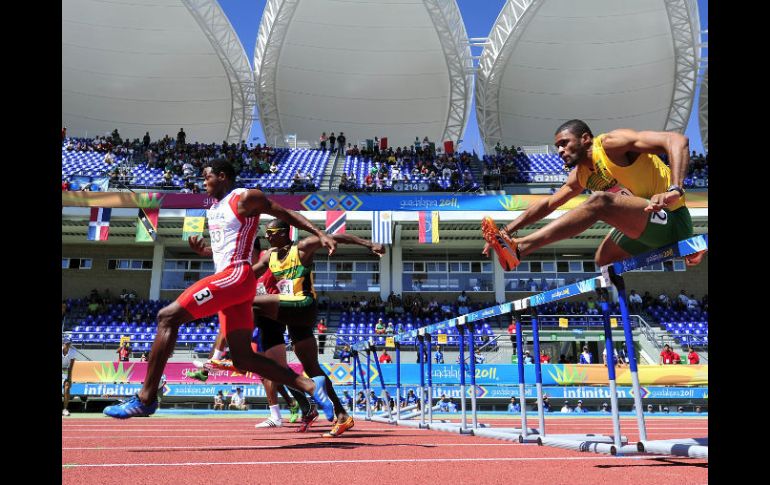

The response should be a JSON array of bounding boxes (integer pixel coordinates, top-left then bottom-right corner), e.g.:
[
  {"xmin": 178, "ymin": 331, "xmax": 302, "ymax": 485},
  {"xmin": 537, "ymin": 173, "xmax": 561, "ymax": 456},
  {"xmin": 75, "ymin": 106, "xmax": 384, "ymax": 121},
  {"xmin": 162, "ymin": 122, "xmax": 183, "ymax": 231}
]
[{"xmin": 418, "ymin": 211, "xmax": 440, "ymax": 244}]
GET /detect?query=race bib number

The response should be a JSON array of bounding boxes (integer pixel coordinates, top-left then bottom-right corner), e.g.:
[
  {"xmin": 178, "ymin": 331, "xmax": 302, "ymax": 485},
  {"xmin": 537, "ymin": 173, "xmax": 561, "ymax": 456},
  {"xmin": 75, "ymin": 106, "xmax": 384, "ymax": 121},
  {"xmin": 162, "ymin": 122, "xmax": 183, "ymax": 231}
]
[
  {"xmin": 256, "ymin": 283, "xmax": 268, "ymax": 296},
  {"xmin": 650, "ymin": 210, "xmax": 668, "ymax": 225},
  {"xmin": 193, "ymin": 287, "xmax": 213, "ymax": 306},
  {"xmin": 277, "ymin": 279, "xmax": 294, "ymax": 296}
]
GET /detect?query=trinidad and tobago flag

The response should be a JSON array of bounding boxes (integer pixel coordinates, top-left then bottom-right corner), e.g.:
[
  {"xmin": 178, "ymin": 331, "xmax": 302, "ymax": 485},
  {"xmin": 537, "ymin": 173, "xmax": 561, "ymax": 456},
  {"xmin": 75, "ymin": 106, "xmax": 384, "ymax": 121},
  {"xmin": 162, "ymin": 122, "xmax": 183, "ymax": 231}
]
[{"xmin": 325, "ymin": 210, "xmax": 346, "ymax": 235}]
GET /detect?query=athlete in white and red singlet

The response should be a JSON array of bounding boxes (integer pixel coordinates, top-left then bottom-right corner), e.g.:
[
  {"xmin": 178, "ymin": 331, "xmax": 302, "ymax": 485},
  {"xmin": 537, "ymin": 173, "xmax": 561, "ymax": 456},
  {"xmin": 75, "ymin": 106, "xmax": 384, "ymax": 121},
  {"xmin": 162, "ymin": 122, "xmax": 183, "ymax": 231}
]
[{"xmin": 104, "ymin": 160, "xmax": 337, "ymax": 419}]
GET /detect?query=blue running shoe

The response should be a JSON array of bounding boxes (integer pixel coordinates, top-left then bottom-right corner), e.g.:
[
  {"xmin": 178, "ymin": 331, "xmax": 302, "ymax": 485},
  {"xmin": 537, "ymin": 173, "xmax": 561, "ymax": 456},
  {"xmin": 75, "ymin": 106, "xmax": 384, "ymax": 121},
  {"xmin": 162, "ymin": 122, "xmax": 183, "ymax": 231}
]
[
  {"xmin": 104, "ymin": 395, "xmax": 158, "ymax": 419},
  {"xmin": 311, "ymin": 376, "xmax": 335, "ymax": 422}
]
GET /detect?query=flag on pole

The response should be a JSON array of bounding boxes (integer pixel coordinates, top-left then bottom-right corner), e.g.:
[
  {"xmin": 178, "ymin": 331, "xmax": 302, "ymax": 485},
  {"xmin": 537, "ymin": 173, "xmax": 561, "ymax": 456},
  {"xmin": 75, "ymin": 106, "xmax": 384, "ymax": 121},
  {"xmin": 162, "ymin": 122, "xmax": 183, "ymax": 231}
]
[
  {"xmin": 182, "ymin": 209, "xmax": 206, "ymax": 240},
  {"xmin": 87, "ymin": 208, "xmax": 111, "ymax": 241},
  {"xmin": 371, "ymin": 211, "xmax": 392, "ymax": 244},
  {"xmin": 289, "ymin": 225, "xmax": 299, "ymax": 243},
  {"xmin": 418, "ymin": 211, "xmax": 440, "ymax": 244},
  {"xmin": 136, "ymin": 208, "xmax": 159, "ymax": 242},
  {"xmin": 325, "ymin": 211, "xmax": 346, "ymax": 235}
]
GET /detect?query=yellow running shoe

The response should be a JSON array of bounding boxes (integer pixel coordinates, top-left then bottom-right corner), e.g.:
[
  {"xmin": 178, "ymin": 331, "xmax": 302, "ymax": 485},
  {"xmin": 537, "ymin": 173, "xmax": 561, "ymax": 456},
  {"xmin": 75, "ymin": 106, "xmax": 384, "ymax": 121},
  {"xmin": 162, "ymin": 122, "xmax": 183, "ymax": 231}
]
[
  {"xmin": 481, "ymin": 216, "xmax": 520, "ymax": 271},
  {"xmin": 322, "ymin": 415, "xmax": 354, "ymax": 438}
]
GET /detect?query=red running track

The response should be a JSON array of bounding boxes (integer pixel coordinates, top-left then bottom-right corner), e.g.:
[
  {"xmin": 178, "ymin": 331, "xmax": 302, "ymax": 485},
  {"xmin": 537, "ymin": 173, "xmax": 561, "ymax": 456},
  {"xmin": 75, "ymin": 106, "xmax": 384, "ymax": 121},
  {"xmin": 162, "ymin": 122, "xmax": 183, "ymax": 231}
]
[{"xmin": 62, "ymin": 415, "xmax": 708, "ymax": 485}]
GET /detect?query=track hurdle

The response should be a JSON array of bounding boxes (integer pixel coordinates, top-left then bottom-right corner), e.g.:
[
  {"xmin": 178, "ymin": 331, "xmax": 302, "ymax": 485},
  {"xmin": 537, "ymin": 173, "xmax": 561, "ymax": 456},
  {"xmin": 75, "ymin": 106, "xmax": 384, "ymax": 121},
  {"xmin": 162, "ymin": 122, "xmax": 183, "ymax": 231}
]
[{"xmin": 349, "ymin": 235, "xmax": 708, "ymax": 458}]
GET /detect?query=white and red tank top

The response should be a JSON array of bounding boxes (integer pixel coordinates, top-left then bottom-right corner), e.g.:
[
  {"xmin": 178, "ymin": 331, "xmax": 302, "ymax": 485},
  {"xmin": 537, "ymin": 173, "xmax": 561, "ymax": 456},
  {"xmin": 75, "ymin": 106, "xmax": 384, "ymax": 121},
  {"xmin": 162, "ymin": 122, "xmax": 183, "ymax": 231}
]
[{"xmin": 207, "ymin": 188, "xmax": 259, "ymax": 273}]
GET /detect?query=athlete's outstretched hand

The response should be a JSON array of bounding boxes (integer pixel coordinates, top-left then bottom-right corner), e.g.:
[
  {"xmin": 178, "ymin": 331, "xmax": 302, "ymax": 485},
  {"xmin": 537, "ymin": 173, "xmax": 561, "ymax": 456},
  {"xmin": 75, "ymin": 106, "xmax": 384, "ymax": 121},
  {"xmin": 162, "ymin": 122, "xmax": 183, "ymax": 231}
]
[
  {"xmin": 482, "ymin": 241, "xmax": 491, "ymax": 257},
  {"xmin": 371, "ymin": 243, "xmax": 386, "ymax": 257},
  {"xmin": 645, "ymin": 191, "xmax": 680, "ymax": 213},
  {"xmin": 188, "ymin": 235, "xmax": 208, "ymax": 256},
  {"xmin": 319, "ymin": 233, "xmax": 337, "ymax": 256}
]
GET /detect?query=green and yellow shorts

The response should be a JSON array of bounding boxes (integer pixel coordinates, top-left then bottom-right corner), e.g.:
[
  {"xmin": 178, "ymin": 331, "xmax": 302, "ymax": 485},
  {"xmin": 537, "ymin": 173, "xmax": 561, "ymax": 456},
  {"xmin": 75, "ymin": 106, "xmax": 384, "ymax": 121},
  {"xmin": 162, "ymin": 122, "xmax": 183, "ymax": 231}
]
[{"xmin": 609, "ymin": 206, "xmax": 693, "ymax": 256}]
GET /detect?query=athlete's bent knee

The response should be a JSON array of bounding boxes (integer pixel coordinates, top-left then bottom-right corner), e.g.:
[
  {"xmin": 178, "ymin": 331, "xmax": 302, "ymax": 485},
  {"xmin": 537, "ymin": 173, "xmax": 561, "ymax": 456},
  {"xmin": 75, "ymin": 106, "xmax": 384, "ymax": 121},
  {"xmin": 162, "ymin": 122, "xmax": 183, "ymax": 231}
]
[{"xmin": 587, "ymin": 191, "xmax": 614, "ymax": 212}]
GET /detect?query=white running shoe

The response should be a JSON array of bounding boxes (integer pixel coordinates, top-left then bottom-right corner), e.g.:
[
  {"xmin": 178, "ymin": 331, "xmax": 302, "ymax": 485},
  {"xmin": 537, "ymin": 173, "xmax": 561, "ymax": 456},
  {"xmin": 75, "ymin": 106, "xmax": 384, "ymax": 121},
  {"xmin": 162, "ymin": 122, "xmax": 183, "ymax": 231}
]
[
  {"xmin": 254, "ymin": 417, "xmax": 283, "ymax": 428},
  {"xmin": 191, "ymin": 359, "xmax": 205, "ymax": 369},
  {"xmin": 62, "ymin": 409, "xmax": 70, "ymax": 417}
]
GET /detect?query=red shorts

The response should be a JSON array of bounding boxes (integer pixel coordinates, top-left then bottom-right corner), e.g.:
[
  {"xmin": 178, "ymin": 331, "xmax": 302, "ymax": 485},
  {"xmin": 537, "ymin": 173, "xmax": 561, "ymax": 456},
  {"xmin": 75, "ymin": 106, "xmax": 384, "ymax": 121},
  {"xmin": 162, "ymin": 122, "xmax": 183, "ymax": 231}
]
[{"xmin": 176, "ymin": 261, "xmax": 257, "ymax": 333}]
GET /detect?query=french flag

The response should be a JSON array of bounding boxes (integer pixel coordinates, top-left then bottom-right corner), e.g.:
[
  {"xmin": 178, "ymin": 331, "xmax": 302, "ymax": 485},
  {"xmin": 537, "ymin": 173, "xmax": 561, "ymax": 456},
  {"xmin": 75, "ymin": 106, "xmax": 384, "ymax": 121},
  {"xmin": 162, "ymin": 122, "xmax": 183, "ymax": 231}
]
[{"xmin": 88, "ymin": 207, "xmax": 112, "ymax": 241}]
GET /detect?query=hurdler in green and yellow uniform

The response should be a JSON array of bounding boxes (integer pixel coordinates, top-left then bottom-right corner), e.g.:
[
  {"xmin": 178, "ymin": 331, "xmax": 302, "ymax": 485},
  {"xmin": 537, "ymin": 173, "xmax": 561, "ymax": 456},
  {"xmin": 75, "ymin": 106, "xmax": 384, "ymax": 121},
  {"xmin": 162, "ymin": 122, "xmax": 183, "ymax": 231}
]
[
  {"xmin": 269, "ymin": 244, "xmax": 318, "ymax": 323},
  {"xmin": 576, "ymin": 133, "xmax": 693, "ymax": 255}
]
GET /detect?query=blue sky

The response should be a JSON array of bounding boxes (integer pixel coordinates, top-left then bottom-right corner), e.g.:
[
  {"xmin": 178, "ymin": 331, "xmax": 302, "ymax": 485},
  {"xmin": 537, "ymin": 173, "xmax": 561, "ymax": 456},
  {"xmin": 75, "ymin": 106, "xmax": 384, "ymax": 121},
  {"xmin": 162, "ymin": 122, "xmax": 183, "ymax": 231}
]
[{"xmin": 219, "ymin": 0, "xmax": 707, "ymax": 155}]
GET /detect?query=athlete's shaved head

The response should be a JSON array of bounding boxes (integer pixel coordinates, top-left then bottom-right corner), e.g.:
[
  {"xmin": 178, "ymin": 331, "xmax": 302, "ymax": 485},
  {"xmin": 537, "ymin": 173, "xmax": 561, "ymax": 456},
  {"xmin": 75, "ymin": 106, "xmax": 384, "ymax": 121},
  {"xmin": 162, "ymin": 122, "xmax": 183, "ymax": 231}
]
[{"xmin": 555, "ymin": 119, "xmax": 593, "ymax": 139}]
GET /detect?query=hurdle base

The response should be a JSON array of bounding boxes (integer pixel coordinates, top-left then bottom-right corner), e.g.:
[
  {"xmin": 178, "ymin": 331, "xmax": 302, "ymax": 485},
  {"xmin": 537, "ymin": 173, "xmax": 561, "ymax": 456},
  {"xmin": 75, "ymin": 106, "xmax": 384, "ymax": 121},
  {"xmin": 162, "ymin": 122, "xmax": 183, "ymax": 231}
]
[
  {"xmin": 370, "ymin": 415, "xmax": 396, "ymax": 425},
  {"xmin": 636, "ymin": 438, "xmax": 708, "ymax": 452},
  {"xmin": 427, "ymin": 422, "xmax": 491, "ymax": 434},
  {"xmin": 472, "ymin": 428, "xmax": 539, "ymax": 443},
  {"xmin": 539, "ymin": 435, "xmax": 629, "ymax": 454},
  {"xmin": 637, "ymin": 440, "xmax": 708, "ymax": 459}
]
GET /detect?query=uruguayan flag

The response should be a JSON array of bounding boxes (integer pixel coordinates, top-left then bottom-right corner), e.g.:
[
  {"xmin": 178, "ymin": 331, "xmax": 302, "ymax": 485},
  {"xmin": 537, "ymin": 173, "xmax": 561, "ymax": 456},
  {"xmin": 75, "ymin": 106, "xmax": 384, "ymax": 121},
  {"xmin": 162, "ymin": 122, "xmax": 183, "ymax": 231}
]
[{"xmin": 371, "ymin": 211, "xmax": 393, "ymax": 244}]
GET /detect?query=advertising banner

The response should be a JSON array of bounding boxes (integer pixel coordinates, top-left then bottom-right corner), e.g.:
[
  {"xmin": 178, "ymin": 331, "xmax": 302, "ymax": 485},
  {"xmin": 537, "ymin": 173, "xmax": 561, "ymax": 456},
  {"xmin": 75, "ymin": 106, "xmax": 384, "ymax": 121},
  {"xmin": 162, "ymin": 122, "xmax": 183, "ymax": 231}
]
[
  {"xmin": 321, "ymin": 363, "xmax": 708, "ymax": 387},
  {"xmin": 71, "ymin": 361, "xmax": 305, "ymax": 384},
  {"xmin": 68, "ymin": 383, "xmax": 708, "ymax": 401}
]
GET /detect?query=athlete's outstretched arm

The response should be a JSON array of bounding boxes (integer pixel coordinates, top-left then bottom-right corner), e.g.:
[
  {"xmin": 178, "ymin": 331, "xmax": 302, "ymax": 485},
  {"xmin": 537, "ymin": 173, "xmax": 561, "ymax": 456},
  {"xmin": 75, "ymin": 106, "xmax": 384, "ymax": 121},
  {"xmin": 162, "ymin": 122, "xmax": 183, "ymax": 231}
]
[
  {"xmin": 298, "ymin": 234, "xmax": 386, "ymax": 265},
  {"xmin": 601, "ymin": 129, "xmax": 690, "ymax": 212},
  {"xmin": 238, "ymin": 189, "xmax": 337, "ymax": 256}
]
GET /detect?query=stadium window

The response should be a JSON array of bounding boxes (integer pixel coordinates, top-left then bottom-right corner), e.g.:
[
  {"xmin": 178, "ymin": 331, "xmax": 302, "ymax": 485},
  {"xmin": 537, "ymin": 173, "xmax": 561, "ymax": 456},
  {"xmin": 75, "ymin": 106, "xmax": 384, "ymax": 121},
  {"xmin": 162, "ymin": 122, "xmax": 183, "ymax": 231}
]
[
  {"xmin": 583, "ymin": 261, "xmax": 596, "ymax": 273},
  {"xmin": 63, "ymin": 258, "xmax": 92, "ymax": 270},
  {"xmin": 530, "ymin": 262, "xmax": 542, "ymax": 273},
  {"xmin": 471, "ymin": 262, "xmax": 482, "ymax": 273},
  {"xmin": 516, "ymin": 262, "xmax": 530, "ymax": 272},
  {"xmin": 109, "ymin": 259, "xmax": 153, "ymax": 271},
  {"xmin": 673, "ymin": 259, "xmax": 686, "ymax": 271},
  {"xmin": 556, "ymin": 262, "xmax": 569, "ymax": 273},
  {"xmin": 403, "ymin": 262, "xmax": 414, "ymax": 272},
  {"xmin": 190, "ymin": 261, "xmax": 201, "ymax": 270},
  {"xmin": 568, "ymin": 261, "xmax": 583, "ymax": 272},
  {"xmin": 316, "ymin": 261, "xmax": 328, "ymax": 272},
  {"xmin": 142, "ymin": 261, "xmax": 153, "ymax": 270},
  {"xmin": 542, "ymin": 261, "xmax": 555, "ymax": 272},
  {"xmin": 413, "ymin": 262, "xmax": 425, "ymax": 273}
]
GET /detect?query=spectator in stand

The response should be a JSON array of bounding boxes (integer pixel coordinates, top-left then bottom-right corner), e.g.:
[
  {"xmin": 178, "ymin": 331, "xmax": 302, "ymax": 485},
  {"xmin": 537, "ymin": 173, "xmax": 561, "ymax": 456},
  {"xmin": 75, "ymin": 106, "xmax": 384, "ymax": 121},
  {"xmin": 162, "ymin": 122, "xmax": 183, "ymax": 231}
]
[
  {"xmin": 540, "ymin": 349, "xmax": 551, "ymax": 364},
  {"xmin": 586, "ymin": 297, "xmax": 599, "ymax": 315},
  {"xmin": 628, "ymin": 290, "xmax": 643, "ymax": 313},
  {"xmin": 319, "ymin": 132, "xmax": 328, "ymax": 151},
  {"xmin": 316, "ymin": 318, "xmax": 327, "ymax": 354},
  {"xmin": 143, "ymin": 131, "xmax": 151, "ymax": 149},
  {"xmin": 269, "ymin": 161, "xmax": 278, "ymax": 174},
  {"xmin": 229, "ymin": 387, "xmax": 247, "ymax": 410},
  {"xmin": 507, "ymin": 318, "xmax": 516, "ymax": 344},
  {"xmin": 658, "ymin": 292, "xmax": 671, "ymax": 308},
  {"xmin": 670, "ymin": 349, "xmax": 681, "ymax": 365},
  {"xmin": 642, "ymin": 291, "xmax": 654, "ymax": 308},
  {"xmin": 338, "ymin": 344, "xmax": 351, "ymax": 364},
  {"xmin": 379, "ymin": 350, "xmax": 392, "ymax": 364},
  {"xmin": 575, "ymin": 400, "xmax": 588, "ymax": 413},
  {"xmin": 560, "ymin": 401, "xmax": 573, "ymax": 413},
  {"xmin": 337, "ymin": 132, "xmax": 346, "ymax": 153},
  {"xmin": 329, "ymin": 132, "xmax": 336, "ymax": 153},
  {"xmin": 542, "ymin": 394, "xmax": 551, "ymax": 412},
  {"xmin": 507, "ymin": 397, "xmax": 521, "ymax": 413},
  {"xmin": 600, "ymin": 402, "xmax": 610, "ymax": 413},
  {"xmin": 474, "ymin": 348, "xmax": 485, "ymax": 364},
  {"xmin": 695, "ymin": 405, "xmax": 702, "ymax": 414},
  {"xmin": 676, "ymin": 290, "xmax": 690, "ymax": 311},
  {"xmin": 356, "ymin": 391, "xmax": 366, "ymax": 411},
  {"xmin": 687, "ymin": 294, "xmax": 700, "ymax": 310},
  {"xmin": 342, "ymin": 390, "xmax": 354, "ymax": 411},
  {"xmin": 375, "ymin": 318, "xmax": 386, "ymax": 335},
  {"xmin": 579, "ymin": 346, "xmax": 593, "ymax": 364},
  {"xmin": 687, "ymin": 347, "xmax": 700, "ymax": 365},
  {"xmin": 62, "ymin": 178, "xmax": 70, "ymax": 191},
  {"xmin": 213, "ymin": 390, "xmax": 225, "ymax": 410},
  {"xmin": 117, "ymin": 342, "xmax": 130, "ymax": 362},
  {"xmin": 457, "ymin": 291, "xmax": 469, "ymax": 306},
  {"xmin": 368, "ymin": 390, "xmax": 380, "ymax": 411},
  {"xmin": 701, "ymin": 294, "xmax": 708, "ymax": 312},
  {"xmin": 385, "ymin": 320, "xmax": 395, "ymax": 335},
  {"xmin": 140, "ymin": 352, "xmax": 148, "ymax": 362},
  {"xmin": 523, "ymin": 350, "xmax": 534, "ymax": 364},
  {"xmin": 434, "ymin": 346, "xmax": 444, "ymax": 364},
  {"xmin": 603, "ymin": 346, "xmax": 621, "ymax": 367},
  {"xmin": 558, "ymin": 354, "xmax": 568, "ymax": 364}
]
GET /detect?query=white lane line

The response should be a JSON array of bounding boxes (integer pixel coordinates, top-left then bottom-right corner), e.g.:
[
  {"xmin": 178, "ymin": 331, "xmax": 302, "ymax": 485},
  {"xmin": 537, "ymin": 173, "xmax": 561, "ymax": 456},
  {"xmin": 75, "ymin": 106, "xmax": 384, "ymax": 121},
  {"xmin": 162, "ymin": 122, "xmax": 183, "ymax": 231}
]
[
  {"xmin": 62, "ymin": 456, "xmax": 651, "ymax": 468},
  {"xmin": 61, "ymin": 432, "xmax": 701, "ymax": 440},
  {"xmin": 63, "ymin": 443, "xmax": 519, "ymax": 451}
]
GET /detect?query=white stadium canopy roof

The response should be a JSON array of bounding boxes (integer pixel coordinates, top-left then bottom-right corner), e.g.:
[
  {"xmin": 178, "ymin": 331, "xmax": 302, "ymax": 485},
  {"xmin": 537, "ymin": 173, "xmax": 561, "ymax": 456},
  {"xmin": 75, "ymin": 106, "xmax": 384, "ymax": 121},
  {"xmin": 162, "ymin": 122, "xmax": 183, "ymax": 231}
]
[
  {"xmin": 699, "ymin": 66, "xmax": 707, "ymax": 153},
  {"xmin": 476, "ymin": 0, "xmax": 701, "ymax": 150},
  {"xmin": 254, "ymin": 0, "xmax": 473, "ymax": 149},
  {"xmin": 62, "ymin": 0, "xmax": 255, "ymax": 143}
]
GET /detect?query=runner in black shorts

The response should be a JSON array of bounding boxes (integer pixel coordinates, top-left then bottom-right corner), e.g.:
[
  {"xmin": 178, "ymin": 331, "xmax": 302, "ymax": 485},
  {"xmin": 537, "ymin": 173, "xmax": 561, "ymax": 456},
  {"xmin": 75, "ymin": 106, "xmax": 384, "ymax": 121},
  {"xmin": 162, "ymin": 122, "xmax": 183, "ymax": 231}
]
[{"xmin": 252, "ymin": 219, "xmax": 386, "ymax": 438}]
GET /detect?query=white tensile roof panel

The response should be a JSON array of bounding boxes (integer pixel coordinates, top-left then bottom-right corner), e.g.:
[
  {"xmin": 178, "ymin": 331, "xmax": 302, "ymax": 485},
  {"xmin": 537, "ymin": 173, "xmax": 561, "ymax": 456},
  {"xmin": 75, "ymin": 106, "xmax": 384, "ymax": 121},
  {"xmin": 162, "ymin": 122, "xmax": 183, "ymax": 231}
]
[
  {"xmin": 62, "ymin": 0, "xmax": 252, "ymax": 143},
  {"xmin": 257, "ymin": 0, "xmax": 472, "ymax": 148},
  {"xmin": 479, "ymin": 0, "xmax": 697, "ymax": 148}
]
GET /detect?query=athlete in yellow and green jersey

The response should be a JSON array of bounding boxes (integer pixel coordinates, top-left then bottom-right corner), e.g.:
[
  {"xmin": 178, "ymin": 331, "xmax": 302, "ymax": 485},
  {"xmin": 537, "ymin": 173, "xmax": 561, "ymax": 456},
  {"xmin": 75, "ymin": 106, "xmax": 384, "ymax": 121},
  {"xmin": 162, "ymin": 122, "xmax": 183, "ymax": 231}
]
[{"xmin": 482, "ymin": 119, "xmax": 702, "ymax": 268}]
